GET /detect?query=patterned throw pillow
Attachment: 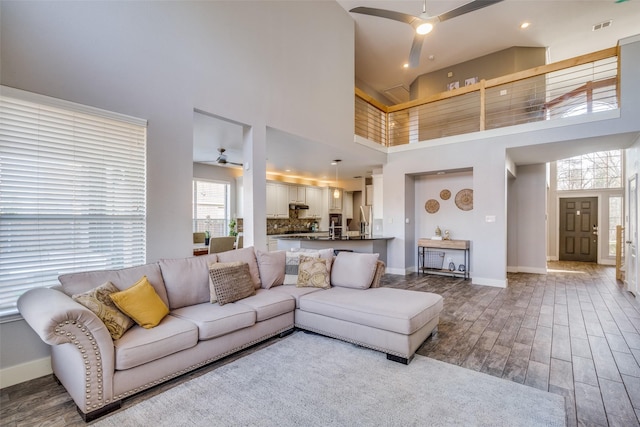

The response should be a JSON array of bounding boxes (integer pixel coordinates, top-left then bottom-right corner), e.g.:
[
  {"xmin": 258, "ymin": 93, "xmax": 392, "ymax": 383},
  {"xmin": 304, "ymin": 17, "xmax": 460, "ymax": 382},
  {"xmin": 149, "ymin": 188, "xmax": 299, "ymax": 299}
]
[
  {"xmin": 297, "ymin": 255, "xmax": 331, "ymax": 289},
  {"xmin": 208, "ymin": 261, "xmax": 256, "ymax": 305},
  {"xmin": 72, "ymin": 281, "xmax": 134, "ymax": 340},
  {"xmin": 284, "ymin": 251, "xmax": 320, "ymax": 285}
]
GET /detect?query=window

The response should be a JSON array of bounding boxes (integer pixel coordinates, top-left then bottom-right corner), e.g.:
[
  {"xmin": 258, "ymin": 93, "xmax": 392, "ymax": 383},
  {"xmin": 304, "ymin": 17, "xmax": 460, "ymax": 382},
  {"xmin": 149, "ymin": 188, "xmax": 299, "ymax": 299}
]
[
  {"xmin": 0, "ymin": 87, "xmax": 147, "ymax": 319},
  {"xmin": 193, "ymin": 180, "xmax": 230, "ymax": 237},
  {"xmin": 608, "ymin": 196, "xmax": 623, "ymax": 257},
  {"xmin": 556, "ymin": 150, "xmax": 622, "ymax": 191}
]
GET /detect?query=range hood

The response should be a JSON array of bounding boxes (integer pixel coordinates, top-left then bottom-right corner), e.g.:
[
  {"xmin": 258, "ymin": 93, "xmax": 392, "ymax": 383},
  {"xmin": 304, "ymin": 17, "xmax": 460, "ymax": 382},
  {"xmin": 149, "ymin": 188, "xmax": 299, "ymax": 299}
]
[{"xmin": 289, "ymin": 203, "xmax": 309, "ymax": 210}]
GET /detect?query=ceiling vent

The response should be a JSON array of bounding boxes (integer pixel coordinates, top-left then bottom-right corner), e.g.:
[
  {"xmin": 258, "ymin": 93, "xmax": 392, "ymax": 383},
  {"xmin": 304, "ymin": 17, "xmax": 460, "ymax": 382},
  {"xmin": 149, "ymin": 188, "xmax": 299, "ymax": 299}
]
[
  {"xmin": 592, "ymin": 20, "xmax": 612, "ymax": 31},
  {"xmin": 383, "ymin": 84, "xmax": 410, "ymax": 104}
]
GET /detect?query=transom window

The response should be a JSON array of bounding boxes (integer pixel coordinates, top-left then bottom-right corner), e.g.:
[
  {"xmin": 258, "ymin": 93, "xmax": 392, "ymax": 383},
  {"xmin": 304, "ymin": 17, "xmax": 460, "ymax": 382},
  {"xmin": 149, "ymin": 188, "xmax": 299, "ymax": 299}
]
[{"xmin": 556, "ymin": 150, "xmax": 622, "ymax": 191}]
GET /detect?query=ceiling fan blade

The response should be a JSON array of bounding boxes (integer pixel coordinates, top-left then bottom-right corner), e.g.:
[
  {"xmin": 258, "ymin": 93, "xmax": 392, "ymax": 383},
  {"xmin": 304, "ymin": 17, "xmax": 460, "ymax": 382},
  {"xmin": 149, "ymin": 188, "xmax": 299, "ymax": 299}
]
[
  {"xmin": 437, "ymin": 0, "xmax": 503, "ymax": 22},
  {"xmin": 409, "ymin": 34, "xmax": 425, "ymax": 68},
  {"xmin": 349, "ymin": 7, "xmax": 419, "ymax": 25}
]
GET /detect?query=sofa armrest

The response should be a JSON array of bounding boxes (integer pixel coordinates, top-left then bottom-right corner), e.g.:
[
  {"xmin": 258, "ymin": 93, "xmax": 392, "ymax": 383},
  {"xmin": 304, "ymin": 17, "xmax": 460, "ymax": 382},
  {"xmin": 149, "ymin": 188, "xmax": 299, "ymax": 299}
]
[
  {"xmin": 369, "ymin": 260, "xmax": 386, "ymax": 288},
  {"xmin": 17, "ymin": 287, "xmax": 116, "ymax": 414}
]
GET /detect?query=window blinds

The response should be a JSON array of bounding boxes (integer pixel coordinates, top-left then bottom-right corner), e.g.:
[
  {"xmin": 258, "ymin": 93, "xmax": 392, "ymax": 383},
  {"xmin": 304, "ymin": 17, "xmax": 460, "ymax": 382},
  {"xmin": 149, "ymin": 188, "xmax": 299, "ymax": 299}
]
[{"xmin": 0, "ymin": 87, "xmax": 147, "ymax": 319}]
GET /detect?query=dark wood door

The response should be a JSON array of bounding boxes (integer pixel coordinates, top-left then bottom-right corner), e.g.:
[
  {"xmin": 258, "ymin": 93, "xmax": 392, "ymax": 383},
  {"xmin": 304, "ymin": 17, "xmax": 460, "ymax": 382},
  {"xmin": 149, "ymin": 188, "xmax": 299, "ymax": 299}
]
[{"xmin": 559, "ymin": 197, "xmax": 598, "ymax": 262}]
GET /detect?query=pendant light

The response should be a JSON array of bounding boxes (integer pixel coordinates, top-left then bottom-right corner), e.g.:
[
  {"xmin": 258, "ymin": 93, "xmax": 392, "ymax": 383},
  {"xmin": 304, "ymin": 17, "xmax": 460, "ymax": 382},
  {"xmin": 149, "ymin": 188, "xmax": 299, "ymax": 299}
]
[{"xmin": 332, "ymin": 159, "xmax": 341, "ymax": 199}]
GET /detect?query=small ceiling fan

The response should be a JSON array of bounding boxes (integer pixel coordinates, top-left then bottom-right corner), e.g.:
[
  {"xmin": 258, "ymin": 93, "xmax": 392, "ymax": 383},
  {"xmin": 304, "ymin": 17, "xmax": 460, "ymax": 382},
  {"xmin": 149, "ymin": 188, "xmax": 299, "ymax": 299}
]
[
  {"xmin": 213, "ymin": 148, "xmax": 243, "ymax": 167},
  {"xmin": 350, "ymin": 0, "xmax": 504, "ymax": 68}
]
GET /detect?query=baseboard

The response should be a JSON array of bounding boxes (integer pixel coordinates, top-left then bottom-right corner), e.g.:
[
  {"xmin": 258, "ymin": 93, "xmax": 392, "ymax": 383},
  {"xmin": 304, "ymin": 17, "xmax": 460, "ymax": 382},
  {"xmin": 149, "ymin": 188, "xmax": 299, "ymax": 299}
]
[
  {"xmin": 472, "ymin": 277, "xmax": 507, "ymax": 288},
  {"xmin": 0, "ymin": 356, "xmax": 51, "ymax": 389},
  {"xmin": 507, "ymin": 266, "xmax": 548, "ymax": 274},
  {"xmin": 547, "ymin": 256, "xmax": 559, "ymax": 261},
  {"xmin": 385, "ymin": 267, "xmax": 409, "ymax": 275}
]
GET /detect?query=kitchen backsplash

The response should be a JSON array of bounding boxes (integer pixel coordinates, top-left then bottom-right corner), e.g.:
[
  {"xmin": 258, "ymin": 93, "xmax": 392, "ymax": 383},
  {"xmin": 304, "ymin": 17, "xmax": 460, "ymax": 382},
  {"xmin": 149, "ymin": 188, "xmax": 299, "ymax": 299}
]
[{"xmin": 267, "ymin": 209, "xmax": 318, "ymax": 235}]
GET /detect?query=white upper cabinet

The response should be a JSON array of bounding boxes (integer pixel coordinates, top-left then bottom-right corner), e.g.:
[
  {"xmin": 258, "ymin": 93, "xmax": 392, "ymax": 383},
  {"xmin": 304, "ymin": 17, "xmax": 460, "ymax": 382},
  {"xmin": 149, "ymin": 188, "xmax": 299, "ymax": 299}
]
[
  {"xmin": 344, "ymin": 191, "xmax": 353, "ymax": 219},
  {"xmin": 288, "ymin": 185, "xmax": 306, "ymax": 204},
  {"xmin": 300, "ymin": 186, "xmax": 323, "ymax": 218},
  {"xmin": 266, "ymin": 182, "xmax": 289, "ymax": 218}
]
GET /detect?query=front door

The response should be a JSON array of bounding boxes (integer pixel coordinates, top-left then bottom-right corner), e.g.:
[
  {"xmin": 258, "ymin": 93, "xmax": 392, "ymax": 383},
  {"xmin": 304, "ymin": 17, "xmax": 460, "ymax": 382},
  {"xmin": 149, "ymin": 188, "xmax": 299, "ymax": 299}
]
[{"xmin": 559, "ymin": 197, "xmax": 598, "ymax": 262}]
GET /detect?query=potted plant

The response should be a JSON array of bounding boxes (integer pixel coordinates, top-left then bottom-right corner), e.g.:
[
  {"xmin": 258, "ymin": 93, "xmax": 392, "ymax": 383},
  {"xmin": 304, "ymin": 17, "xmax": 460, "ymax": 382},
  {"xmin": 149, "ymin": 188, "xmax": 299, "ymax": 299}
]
[
  {"xmin": 204, "ymin": 230, "xmax": 210, "ymax": 245},
  {"xmin": 228, "ymin": 219, "xmax": 237, "ymax": 237}
]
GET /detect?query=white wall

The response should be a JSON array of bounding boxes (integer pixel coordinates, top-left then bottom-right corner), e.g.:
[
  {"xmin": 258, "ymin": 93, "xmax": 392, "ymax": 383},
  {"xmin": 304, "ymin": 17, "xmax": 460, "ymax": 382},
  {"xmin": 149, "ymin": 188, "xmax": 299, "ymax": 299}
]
[
  {"xmin": 414, "ymin": 171, "xmax": 475, "ymax": 269},
  {"xmin": 625, "ymin": 135, "xmax": 640, "ymax": 294},
  {"xmin": 0, "ymin": 0, "xmax": 355, "ymax": 379},
  {"xmin": 508, "ymin": 164, "xmax": 548, "ymax": 273}
]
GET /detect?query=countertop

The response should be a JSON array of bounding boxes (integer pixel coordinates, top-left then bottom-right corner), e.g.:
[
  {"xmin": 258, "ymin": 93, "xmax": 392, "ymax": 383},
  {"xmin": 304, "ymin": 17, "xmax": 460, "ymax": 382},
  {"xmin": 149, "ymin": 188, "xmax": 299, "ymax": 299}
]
[{"xmin": 275, "ymin": 235, "xmax": 393, "ymax": 241}]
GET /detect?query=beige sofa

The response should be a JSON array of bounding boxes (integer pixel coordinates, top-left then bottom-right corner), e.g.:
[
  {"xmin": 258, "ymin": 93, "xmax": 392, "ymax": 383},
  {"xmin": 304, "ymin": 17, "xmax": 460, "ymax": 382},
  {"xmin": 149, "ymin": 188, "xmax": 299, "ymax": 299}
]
[{"xmin": 17, "ymin": 247, "xmax": 442, "ymax": 421}]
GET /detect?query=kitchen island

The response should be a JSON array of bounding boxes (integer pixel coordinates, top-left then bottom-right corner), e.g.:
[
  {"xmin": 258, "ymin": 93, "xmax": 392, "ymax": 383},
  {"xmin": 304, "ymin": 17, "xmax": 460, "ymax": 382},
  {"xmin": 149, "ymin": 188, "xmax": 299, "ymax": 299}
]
[{"xmin": 276, "ymin": 235, "xmax": 393, "ymax": 263}]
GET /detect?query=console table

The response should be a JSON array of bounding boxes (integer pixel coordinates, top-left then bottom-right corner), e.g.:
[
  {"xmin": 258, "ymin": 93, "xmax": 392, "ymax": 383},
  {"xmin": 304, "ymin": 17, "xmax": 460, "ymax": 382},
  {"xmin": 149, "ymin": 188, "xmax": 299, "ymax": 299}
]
[{"xmin": 418, "ymin": 238, "xmax": 470, "ymax": 279}]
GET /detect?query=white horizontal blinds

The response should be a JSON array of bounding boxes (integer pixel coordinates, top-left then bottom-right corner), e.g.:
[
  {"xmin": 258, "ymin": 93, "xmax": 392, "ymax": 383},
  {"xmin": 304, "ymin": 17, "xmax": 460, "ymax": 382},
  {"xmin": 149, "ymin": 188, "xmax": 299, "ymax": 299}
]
[{"xmin": 0, "ymin": 89, "xmax": 147, "ymax": 318}]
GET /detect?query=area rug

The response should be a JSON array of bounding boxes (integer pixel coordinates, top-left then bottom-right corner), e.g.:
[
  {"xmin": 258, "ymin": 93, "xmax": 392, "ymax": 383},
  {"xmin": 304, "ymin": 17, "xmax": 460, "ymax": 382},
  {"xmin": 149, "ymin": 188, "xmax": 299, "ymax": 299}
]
[{"xmin": 95, "ymin": 332, "xmax": 566, "ymax": 427}]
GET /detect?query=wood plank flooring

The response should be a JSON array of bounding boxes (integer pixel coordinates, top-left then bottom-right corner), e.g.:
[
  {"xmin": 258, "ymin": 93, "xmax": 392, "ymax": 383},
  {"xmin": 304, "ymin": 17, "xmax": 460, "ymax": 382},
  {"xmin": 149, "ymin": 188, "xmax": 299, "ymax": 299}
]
[
  {"xmin": 384, "ymin": 262, "xmax": 640, "ymax": 427},
  {"xmin": 1, "ymin": 261, "xmax": 639, "ymax": 426}
]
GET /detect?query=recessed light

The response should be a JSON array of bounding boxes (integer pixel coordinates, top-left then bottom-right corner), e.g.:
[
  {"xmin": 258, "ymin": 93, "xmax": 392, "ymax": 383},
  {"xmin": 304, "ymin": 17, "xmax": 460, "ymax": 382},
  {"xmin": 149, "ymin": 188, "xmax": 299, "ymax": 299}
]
[
  {"xmin": 520, "ymin": 22, "xmax": 530, "ymax": 29},
  {"xmin": 403, "ymin": 63, "xmax": 409, "ymax": 69},
  {"xmin": 285, "ymin": 169, "xmax": 291, "ymax": 172}
]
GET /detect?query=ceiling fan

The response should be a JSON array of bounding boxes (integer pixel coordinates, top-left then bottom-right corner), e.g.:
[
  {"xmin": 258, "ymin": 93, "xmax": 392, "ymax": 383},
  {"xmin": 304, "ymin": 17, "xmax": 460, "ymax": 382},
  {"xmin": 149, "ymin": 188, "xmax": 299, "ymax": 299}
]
[
  {"xmin": 350, "ymin": 0, "xmax": 504, "ymax": 68},
  {"xmin": 213, "ymin": 148, "xmax": 243, "ymax": 167}
]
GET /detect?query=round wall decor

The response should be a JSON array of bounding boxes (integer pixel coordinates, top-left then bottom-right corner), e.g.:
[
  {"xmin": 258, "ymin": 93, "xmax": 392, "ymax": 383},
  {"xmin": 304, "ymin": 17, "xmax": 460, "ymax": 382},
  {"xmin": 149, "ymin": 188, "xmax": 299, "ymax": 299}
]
[
  {"xmin": 440, "ymin": 189, "xmax": 451, "ymax": 200},
  {"xmin": 425, "ymin": 199, "xmax": 440, "ymax": 214},
  {"xmin": 455, "ymin": 189, "xmax": 473, "ymax": 211}
]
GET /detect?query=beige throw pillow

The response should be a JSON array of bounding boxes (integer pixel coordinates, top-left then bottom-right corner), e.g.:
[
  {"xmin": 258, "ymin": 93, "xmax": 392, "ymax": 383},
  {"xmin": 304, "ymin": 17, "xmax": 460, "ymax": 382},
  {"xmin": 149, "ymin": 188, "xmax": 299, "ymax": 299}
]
[
  {"xmin": 256, "ymin": 250, "xmax": 286, "ymax": 289},
  {"xmin": 296, "ymin": 255, "xmax": 331, "ymax": 289},
  {"xmin": 208, "ymin": 261, "xmax": 256, "ymax": 305},
  {"xmin": 72, "ymin": 281, "xmax": 134, "ymax": 340}
]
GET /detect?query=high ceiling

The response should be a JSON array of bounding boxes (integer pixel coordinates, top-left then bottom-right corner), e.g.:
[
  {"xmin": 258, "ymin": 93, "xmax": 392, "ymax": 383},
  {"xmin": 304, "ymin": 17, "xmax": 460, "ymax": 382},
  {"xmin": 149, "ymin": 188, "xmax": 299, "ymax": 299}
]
[
  {"xmin": 339, "ymin": 0, "xmax": 640, "ymax": 103},
  {"xmin": 193, "ymin": 0, "xmax": 640, "ymax": 180}
]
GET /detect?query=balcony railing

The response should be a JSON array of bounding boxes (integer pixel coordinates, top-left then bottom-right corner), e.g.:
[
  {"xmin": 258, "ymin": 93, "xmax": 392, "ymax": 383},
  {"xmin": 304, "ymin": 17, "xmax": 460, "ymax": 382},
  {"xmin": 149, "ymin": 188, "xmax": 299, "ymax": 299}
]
[{"xmin": 355, "ymin": 47, "xmax": 619, "ymax": 147}]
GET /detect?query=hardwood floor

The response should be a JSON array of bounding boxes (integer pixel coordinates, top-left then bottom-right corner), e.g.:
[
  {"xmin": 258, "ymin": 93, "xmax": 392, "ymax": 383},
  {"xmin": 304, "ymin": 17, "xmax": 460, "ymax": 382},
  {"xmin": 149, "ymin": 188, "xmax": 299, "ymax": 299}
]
[{"xmin": 1, "ymin": 261, "xmax": 639, "ymax": 426}]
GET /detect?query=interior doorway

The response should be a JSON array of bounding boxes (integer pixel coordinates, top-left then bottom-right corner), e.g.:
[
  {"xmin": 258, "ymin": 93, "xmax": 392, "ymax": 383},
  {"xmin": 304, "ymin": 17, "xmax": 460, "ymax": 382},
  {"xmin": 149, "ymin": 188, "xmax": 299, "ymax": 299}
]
[{"xmin": 559, "ymin": 197, "xmax": 598, "ymax": 262}]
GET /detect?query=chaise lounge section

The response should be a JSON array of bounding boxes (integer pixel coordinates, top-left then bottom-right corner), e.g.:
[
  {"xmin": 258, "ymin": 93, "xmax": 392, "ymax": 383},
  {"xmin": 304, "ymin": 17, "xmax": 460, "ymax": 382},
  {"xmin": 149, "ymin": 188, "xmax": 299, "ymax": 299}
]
[{"xmin": 17, "ymin": 247, "xmax": 443, "ymax": 421}]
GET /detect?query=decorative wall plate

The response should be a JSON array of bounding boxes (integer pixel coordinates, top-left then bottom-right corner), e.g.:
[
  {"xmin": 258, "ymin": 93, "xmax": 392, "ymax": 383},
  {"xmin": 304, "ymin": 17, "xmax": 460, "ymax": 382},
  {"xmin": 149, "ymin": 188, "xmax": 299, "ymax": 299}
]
[
  {"xmin": 455, "ymin": 189, "xmax": 473, "ymax": 211},
  {"xmin": 425, "ymin": 199, "xmax": 440, "ymax": 214},
  {"xmin": 440, "ymin": 189, "xmax": 451, "ymax": 200}
]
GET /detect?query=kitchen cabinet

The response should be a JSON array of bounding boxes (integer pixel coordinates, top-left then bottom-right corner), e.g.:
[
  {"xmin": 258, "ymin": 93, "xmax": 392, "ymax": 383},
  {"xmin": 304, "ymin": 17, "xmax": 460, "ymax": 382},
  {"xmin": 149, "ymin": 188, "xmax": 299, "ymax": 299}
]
[
  {"xmin": 267, "ymin": 236, "xmax": 279, "ymax": 252},
  {"xmin": 329, "ymin": 187, "xmax": 342, "ymax": 211},
  {"xmin": 365, "ymin": 185, "xmax": 373, "ymax": 206},
  {"xmin": 300, "ymin": 186, "xmax": 323, "ymax": 219},
  {"xmin": 266, "ymin": 182, "xmax": 289, "ymax": 218},
  {"xmin": 344, "ymin": 191, "xmax": 353, "ymax": 219},
  {"xmin": 288, "ymin": 185, "xmax": 306, "ymax": 204}
]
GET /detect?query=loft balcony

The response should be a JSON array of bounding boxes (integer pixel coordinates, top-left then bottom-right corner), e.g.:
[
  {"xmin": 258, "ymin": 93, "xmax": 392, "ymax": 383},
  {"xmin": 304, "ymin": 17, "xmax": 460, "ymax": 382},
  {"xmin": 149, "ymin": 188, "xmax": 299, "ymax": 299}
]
[{"xmin": 354, "ymin": 47, "xmax": 619, "ymax": 149}]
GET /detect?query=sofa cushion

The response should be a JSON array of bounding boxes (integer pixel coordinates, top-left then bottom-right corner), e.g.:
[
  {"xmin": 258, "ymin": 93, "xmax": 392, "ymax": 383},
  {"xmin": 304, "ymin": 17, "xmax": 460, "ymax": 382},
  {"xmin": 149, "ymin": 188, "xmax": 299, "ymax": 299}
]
[
  {"xmin": 235, "ymin": 289, "xmax": 295, "ymax": 322},
  {"xmin": 110, "ymin": 276, "xmax": 170, "ymax": 329},
  {"xmin": 256, "ymin": 250, "xmax": 285, "ymax": 289},
  {"xmin": 59, "ymin": 262, "xmax": 170, "ymax": 307},
  {"xmin": 299, "ymin": 287, "xmax": 443, "ymax": 335},
  {"xmin": 297, "ymin": 255, "xmax": 331, "ymax": 289},
  {"xmin": 159, "ymin": 254, "xmax": 218, "ymax": 309},
  {"xmin": 72, "ymin": 281, "xmax": 134, "ymax": 340},
  {"xmin": 216, "ymin": 246, "xmax": 261, "ymax": 289},
  {"xmin": 113, "ymin": 314, "xmax": 198, "ymax": 370},
  {"xmin": 208, "ymin": 262, "xmax": 256, "ymax": 305},
  {"xmin": 331, "ymin": 252, "xmax": 379, "ymax": 289},
  {"xmin": 270, "ymin": 285, "xmax": 324, "ymax": 309},
  {"xmin": 171, "ymin": 302, "xmax": 256, "ymax": 340}
]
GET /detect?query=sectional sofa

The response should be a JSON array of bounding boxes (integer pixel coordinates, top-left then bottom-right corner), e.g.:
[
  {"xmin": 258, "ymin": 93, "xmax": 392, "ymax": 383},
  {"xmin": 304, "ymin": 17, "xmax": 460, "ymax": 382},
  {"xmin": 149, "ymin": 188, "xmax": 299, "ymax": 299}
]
[{"xmin": 17, "ymin": 246, "xmax": 443, "ymax": 421}]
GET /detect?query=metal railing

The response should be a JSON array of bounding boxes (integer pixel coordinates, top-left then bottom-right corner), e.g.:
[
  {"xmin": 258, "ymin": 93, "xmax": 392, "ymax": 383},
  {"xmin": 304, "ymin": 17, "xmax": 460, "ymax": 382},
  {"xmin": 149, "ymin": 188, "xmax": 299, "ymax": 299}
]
[{"xmin": 355, "ymin": 47, "xmax": 619, "ymax": 147}]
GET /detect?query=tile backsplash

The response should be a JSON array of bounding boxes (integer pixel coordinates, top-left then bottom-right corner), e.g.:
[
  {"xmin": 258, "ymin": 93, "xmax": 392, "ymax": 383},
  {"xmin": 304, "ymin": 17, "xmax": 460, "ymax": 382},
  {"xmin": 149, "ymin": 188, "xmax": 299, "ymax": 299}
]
[{"xmin": 266, "ymin": 209, "xmax": 318, "ymax": 235}]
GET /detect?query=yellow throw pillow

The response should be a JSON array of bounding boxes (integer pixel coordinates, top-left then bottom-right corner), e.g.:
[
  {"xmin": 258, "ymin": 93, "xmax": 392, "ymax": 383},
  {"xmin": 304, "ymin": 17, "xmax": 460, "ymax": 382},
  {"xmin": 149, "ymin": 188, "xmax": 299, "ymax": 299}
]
[{"xmin": 110, "ymin": 276, "xmax": 169, "ymax": 329}]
